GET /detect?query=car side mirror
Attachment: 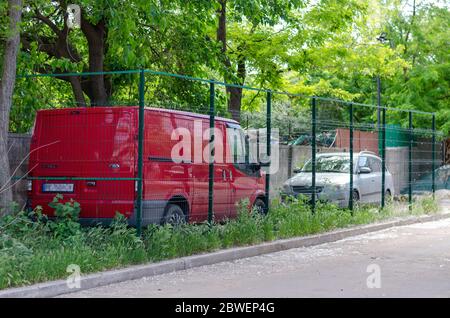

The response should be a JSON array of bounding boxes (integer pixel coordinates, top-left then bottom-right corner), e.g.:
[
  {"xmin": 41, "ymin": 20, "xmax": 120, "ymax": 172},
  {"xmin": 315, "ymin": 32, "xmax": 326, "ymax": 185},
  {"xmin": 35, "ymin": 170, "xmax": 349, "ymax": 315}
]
[
  {"xmin": 358, "ymin": 166, "xmax": 372, "ymax": 174},
  {"xmin": 293, "ymin": 168, "xmax": 302, "ymax": 174}
]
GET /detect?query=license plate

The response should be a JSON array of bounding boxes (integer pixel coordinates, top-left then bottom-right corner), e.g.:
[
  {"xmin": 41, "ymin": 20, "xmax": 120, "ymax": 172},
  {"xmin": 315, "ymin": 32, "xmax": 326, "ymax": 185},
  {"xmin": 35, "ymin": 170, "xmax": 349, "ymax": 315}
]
[{"xmin": 42, "ymin": 183, "xmax": 74, "ymax": 193}]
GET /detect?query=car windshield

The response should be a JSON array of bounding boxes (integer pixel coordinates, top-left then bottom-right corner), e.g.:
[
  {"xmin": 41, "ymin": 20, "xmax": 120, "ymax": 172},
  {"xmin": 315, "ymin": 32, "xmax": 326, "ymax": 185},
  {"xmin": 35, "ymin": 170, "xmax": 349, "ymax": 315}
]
[{"xmin": 302, "ymin": 155, "xmax": 351, "ymax": 173}]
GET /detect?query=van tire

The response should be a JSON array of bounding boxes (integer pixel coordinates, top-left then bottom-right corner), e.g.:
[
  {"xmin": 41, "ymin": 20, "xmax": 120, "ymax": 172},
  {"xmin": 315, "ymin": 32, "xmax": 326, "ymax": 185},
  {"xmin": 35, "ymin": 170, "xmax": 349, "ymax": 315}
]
[
  {"xmin": 162, "ymin": 204, "xmax": 186, "ymax": 226},
  {"xmin": 253, "ymin": 198, "xmax": 267, "ymax": 215}
]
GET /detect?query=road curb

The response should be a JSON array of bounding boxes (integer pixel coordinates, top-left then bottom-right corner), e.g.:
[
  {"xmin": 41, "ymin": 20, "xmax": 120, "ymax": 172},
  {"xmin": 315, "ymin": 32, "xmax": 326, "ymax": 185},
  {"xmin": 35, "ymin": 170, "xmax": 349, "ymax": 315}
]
[{"xmin": 1, "ymin": 212, "xmax": 449, "ymax": 298}]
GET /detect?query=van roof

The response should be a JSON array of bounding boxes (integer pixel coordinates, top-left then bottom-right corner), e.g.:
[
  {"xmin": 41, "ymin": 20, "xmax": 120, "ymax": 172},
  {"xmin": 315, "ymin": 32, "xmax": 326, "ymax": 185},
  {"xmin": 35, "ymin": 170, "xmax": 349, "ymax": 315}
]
[
  {"xmin": 144, "ymin": 106, "xmax": 239, "ymax": 124},
  {"xmin": 37, "ymin": 106, "xmax": 239, "ymax": 125}
]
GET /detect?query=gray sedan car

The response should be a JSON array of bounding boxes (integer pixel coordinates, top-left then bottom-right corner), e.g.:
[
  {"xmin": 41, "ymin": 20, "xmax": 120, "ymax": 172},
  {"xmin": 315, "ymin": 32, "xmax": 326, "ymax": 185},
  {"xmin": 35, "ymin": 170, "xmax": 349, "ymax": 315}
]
[{"xmin": 281, "ymin": 151, "xmax": 395, "ymax": 207}]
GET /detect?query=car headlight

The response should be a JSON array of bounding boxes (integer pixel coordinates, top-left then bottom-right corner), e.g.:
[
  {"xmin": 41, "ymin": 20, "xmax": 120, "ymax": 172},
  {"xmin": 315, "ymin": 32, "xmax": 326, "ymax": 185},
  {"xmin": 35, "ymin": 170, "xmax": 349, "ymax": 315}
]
[
  {"xmin": 335, "ymin": 184, "xmax": 348, "ymax": 199},
  {"xmin": 336, "ymin": 184, "xmax": 347, "ymax": 191},
  {"xmin": 322, "ymin": 183, "xmax": 348, "ymax": 200},
  {"xmin": 282, "ymin": 184, "xmax": 291, "ymax": 193}
]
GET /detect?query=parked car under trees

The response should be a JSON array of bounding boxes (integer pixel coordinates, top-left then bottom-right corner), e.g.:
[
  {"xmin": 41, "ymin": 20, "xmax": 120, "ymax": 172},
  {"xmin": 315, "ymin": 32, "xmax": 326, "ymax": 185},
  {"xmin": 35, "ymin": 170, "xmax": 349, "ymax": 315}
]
[{"xmin": 281, "ymin": 151, "xmax": 395, "ymax": 208}]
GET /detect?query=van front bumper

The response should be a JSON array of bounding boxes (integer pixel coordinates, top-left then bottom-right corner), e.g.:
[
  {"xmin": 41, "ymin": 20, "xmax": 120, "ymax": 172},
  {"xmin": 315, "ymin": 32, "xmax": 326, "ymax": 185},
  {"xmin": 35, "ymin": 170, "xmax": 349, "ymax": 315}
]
[{"xmin": 28, "ymin": 198, "xmax": 168, "ymax": 227}]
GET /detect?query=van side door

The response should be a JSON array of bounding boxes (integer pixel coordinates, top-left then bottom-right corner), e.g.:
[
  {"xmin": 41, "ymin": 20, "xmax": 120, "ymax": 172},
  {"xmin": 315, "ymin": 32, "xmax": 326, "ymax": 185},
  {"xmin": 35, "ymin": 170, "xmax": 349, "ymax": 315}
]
[
  {"xmin": 143, "ymin": 111, "xmax": 194, "ymax": 224},
  {"xmin": 190, "ymin": 120, "xmax": 230, "ymax": 222},
  {"xmin": 226, "ymin": 124, "xmax": 258, "ymax": 218}
]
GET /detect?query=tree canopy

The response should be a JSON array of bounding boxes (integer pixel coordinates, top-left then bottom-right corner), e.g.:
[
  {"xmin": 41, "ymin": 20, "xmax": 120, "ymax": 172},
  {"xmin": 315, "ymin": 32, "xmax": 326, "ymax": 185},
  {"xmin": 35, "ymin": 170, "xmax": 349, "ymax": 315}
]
[{"xmin": 6, "ymin": 0, "xmax": 450, "ymax": 133}]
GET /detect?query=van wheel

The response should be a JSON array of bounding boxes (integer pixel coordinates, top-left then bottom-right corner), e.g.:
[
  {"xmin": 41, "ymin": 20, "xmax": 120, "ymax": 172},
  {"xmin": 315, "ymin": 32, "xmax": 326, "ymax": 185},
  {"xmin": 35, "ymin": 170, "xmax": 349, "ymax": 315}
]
[
  {"xmin": 253, "ymin": 198, "xmax": 267, "ymax": 215},
  {"xmin": 163, "ymin": 204, "xmax": 186, "ymax": 226}
]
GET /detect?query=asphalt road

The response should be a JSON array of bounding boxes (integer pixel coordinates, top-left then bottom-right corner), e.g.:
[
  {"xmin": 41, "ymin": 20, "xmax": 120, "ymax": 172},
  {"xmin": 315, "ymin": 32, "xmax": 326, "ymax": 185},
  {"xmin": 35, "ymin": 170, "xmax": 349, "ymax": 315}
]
[{"xmin": 62, "ymin": 215, "xmax": 450, "ymax": 298}]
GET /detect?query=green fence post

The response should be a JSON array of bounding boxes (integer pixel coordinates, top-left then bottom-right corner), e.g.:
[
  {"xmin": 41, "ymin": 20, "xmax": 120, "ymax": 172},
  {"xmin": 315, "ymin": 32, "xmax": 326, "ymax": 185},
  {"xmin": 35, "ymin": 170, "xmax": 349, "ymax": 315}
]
[
  {"xmin": 311, "ymin": 97, "xmax": 317, "ymax": 214},
  {"xmin": 265, "ymin": 91, "xmax": 272, "ymax": 214},
  {"xmin": 381, "ymin": 107, "xmax": 386, "ymax": 209},
  {"xmin": 208, "ymin": 82, "xmax": 215, "ymax": 224},
  {"xmin": 408, "ymin": 111, "xmax": 413, "ymax": 211},
  {"xmin": 136, "ymin": 70, "xmax": 145, "ymax": 236},
  {"xmin": 349, "ymin": 102, "xmax": 354, "ymax": 213},
  {"xmin": 432, "ymin": 113, "xmax": 436, "ymax": 199}
]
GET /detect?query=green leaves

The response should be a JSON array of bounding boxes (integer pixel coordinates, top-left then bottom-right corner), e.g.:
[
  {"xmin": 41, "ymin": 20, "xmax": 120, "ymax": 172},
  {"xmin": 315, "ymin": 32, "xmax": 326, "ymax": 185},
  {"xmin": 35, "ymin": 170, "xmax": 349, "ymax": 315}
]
[{"xmin": 8, "ymin": 0, "xmax": 449, "ymax": 133}]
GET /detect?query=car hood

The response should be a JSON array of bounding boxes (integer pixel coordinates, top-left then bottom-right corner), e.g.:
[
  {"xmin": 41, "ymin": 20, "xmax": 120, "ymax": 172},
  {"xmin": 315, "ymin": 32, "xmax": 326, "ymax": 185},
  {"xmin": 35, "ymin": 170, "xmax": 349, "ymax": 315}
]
[{"xmin": 286, "ymin": 172, "xmax": 350, "ymax": 187}]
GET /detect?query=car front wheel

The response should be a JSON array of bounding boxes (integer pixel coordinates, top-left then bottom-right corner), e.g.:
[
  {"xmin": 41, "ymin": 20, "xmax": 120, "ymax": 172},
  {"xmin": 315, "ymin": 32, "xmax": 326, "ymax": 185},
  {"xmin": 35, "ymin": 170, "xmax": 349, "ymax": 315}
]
[
  {"xmin": 351, "ymin": 190, "xmax": 360, "ymax": 208},
  {"xmin": 253, "ymin": 198, "xmax": 267, "ymax": 215},
  {"xmin": 385, "ymin": 190, "xmax": 392, "ymax": 204}
]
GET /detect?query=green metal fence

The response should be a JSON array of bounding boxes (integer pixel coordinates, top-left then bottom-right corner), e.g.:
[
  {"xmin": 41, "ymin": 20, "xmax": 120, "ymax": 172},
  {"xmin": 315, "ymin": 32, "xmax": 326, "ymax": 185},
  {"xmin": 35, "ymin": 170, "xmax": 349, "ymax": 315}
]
[{"xmin": 8, "ymin": 69, "xmax": 447, "ymax": 236}]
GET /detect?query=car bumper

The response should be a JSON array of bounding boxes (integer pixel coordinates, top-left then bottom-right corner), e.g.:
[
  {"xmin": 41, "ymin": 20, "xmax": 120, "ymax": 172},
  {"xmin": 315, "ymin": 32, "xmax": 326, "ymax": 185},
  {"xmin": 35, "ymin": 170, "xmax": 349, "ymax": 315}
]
[{"xmin": 280, "ymin": 192, "xmax": 349, "ymax": 208}]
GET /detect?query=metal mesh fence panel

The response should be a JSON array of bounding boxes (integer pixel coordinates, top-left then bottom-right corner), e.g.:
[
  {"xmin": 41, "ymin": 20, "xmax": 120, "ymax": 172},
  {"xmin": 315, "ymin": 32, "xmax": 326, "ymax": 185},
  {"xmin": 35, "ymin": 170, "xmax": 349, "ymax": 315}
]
[
  {"xmin": 12, "ymin": 71, "xmax": 143, "ymax": 229},
  {"xmin": 5, "ymin": 69, "xmax": 448, "ymax": 236}
]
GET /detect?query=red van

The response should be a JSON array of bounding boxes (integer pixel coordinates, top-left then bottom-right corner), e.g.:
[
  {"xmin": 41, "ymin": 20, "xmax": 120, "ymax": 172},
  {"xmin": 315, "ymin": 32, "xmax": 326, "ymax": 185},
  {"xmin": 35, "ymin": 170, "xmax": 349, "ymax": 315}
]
[{"xmin": 27, "ymin": 106, "xmax": 266, "ymax": 225}]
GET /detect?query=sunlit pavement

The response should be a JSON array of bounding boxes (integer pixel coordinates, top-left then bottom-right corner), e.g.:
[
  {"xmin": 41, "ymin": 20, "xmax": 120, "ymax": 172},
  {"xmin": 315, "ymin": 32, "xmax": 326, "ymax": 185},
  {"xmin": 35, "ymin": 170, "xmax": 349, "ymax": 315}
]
[{"xmin": 62, "ymin": 207, "xmax": 450, "ymax": 298}]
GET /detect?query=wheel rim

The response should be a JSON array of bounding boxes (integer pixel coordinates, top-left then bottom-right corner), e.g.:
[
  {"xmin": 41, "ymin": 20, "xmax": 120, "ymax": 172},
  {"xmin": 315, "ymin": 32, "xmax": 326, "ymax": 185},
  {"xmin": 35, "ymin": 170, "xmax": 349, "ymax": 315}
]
[
  {"xmin": 386, "ymin": 191, "xmax": 392, "ymax": 203},
  {"xmin": 167, "ymin": 210, "xmax": 184, "ymax": 225},
  {"xmin": 255, "ymin": 200, "xmax": 266, "ymax": 215}
]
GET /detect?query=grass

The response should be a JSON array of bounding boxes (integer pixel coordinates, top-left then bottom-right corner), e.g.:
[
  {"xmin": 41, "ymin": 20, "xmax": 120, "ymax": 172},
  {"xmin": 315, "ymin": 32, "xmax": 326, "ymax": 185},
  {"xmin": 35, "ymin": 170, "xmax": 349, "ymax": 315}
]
[{"xmin": 0, "ymin": 194, "xmax": 440, "ymax": 290}]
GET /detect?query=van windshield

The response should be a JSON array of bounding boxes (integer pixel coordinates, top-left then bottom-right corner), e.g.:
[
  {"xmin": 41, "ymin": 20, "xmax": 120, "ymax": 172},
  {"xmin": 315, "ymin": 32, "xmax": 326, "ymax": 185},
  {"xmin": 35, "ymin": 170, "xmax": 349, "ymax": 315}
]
[
  {"xmin": 302, "ymin": 155, "xmax": 351, "ymax": 173},
  {"xmin": 227, "ymin": 125, "xmax": 247, "ymax": 163},
  {"xmin": 226, "ymin": 124, "xmax": 258, "ymax": 164}
]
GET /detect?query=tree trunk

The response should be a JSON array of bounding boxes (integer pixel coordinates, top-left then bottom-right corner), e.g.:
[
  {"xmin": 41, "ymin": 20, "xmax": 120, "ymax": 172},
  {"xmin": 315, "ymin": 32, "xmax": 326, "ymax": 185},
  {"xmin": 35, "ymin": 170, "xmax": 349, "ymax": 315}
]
[
  {"xmin": 217, "ymin": 0, "xmax": 227, "ymax": 54},
  {"xmin": 69, "ymin": 76, "xmax": 87, "ymax": 106},
  {"xmin": 216, "ymin": 0, "xmax": 245, "ymax": 122},
  {"xmin": 81, "ymin": 16, "xmax": 109, "ymax": 106},
  {"xmin": 227, "ymin": 54, "xmax": 246, "ymax": 121},
  {"xmin": 227, "ymin": 86, "xmax": 242, "ymax": 121},
  {"xmin": 0, "ymin": 0, "xmax": 22, "ymax": 214}
]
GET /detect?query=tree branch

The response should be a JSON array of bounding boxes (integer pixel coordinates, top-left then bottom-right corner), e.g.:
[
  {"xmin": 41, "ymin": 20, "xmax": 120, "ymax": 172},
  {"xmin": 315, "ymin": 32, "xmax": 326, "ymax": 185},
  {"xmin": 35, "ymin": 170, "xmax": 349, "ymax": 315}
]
[{"xmin": 33, "ymin": 9, "xmax": 62, "ymax": 36}]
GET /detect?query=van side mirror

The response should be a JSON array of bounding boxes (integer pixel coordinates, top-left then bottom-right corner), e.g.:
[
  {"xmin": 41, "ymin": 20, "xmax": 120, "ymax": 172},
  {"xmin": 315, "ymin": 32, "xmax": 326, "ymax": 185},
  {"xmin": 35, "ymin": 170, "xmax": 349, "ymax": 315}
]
[
  {"xmin": 358, "ymin": 166, "xmax": 371, "ymax": 174},
  {"xmin": 248, "ymin": 162, "xmax": 261, "ymax": 172}
]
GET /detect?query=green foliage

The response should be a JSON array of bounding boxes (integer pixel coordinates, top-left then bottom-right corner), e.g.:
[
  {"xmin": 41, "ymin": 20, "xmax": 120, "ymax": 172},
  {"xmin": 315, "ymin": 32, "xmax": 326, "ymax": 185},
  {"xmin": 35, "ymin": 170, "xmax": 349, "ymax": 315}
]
[
  {"xmin": 0, "ymin": 1, "xmax": 8, "ymax": 73},
  {"xmin": 383, "ymin": 4, "xmax": 450, "ymax": 133},
  {"xmin": 0, "ymin": 193, "xmax": 440, "ymax": 290},
  {"xmin": 284, "ymin": 0, "xmax": 449, "ymax": 132},
  {"xmin": 47, "ymin": 194, "xmax": 81, "ymax": 239},
  {"xmin": 410, "ymin": 195, "xmax": 439, "ymax": 215},
  {"xmin": 6, "ymin": 0, "xmax": 449, "ymax": 133}
]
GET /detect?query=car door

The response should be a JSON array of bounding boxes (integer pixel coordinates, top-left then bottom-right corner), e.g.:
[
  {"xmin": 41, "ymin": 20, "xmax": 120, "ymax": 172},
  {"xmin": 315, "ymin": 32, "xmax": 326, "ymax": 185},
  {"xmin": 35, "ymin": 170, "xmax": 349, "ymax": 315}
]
[
  {"xmin": 357, "ymin": 156, "xmax": 376, "ymax": 203},
  {"xmin": 368, "ymin": 157, "xmax": 382, "ymax": 203}
]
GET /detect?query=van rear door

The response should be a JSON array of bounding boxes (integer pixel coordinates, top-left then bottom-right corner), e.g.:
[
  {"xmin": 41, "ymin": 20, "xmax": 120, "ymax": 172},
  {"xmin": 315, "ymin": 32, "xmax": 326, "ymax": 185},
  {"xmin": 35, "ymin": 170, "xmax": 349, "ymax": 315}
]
[{"xmin": 29, "ymin": 107, "xmax": 137, "ymax": 219}]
